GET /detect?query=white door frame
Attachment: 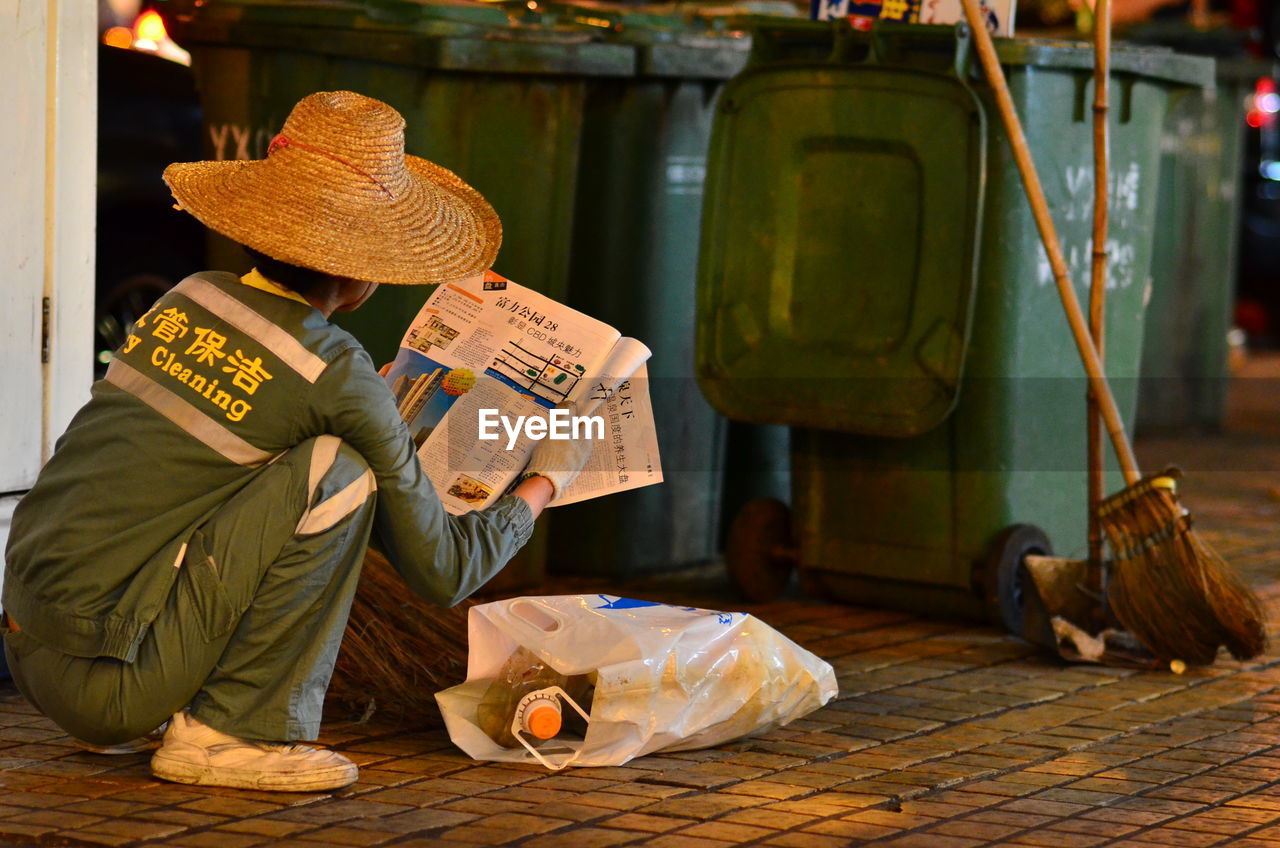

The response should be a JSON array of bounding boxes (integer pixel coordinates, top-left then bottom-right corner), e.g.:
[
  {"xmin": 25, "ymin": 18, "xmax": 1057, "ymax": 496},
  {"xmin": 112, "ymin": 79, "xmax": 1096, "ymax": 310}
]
[{"xmin": 1, "ymin": 1, "xmax": 96, "ymax": 590}]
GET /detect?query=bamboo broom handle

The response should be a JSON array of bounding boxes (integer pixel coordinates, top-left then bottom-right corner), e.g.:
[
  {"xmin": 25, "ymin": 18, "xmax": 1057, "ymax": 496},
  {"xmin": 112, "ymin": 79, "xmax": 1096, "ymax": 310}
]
[
  {"xmin": 1090, "ymin": 0, "xmax": 1111, "ymax": 322},
  {"xmin": 1087, "ymin": 0, "xmax": 1111, "ymax": 590},
  {"xmin": 957, "ymin": 0, "xmax": 1142, "ymax": 485}
]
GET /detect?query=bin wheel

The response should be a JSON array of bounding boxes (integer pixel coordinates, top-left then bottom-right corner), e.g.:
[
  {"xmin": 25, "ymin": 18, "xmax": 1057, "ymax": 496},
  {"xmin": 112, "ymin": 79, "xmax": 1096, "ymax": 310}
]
[
  {"xmin": 984, "ymin": 524, "xmax": 1052, "ymax": 637},
  {"xmin": 727, "ymin": 498, "xmax": 795, "ymax": 603}
]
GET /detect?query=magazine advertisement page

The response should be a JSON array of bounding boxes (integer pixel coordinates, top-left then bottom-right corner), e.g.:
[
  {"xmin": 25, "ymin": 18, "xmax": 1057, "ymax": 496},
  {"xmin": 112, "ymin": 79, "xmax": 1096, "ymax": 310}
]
[{"xmin": 384, "ymin": 272, "xmax": 662, "ymax": 515}]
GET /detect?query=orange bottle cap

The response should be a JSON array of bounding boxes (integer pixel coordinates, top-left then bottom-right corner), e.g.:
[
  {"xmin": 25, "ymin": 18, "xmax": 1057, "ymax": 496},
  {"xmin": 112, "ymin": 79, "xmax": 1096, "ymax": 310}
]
[{"xmin": 526, "ymin": 704, "xmax": 562, "ymax": 740}]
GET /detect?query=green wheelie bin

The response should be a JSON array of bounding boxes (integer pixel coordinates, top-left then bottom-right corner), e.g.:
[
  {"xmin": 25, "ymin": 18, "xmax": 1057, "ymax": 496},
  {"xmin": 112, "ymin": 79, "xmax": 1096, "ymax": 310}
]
[
  {"xmin": 1127, "ymin": 24, "xmax": 1272, "ymax": 432},
  {"xmin": 696, "ymin": 19, "xmax": 1212, "ymax": 628},
  {"xmin": 542, "ymin": 7, "xmax": 752, "ymax": 577},
  {"xmin": 171, "ymin": 0, "xmax": 633, "ymax": 590}
]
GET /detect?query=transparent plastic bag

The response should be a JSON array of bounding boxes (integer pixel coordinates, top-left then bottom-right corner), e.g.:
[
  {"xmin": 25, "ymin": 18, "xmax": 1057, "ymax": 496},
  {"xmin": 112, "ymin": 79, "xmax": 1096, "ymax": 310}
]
[{"xmin": 436, "ymin": 594, "xmax": 838, "ymax": 769}]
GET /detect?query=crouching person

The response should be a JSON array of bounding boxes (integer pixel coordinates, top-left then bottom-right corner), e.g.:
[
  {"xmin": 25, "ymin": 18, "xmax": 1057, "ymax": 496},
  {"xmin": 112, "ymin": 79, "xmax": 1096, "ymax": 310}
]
[{"xmin": 1, "ymin": 91, "xmax": 592, "ymax": 792}]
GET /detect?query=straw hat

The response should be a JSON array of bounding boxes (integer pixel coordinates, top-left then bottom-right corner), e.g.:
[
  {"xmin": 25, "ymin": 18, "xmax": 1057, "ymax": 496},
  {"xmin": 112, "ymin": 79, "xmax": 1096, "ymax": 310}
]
[{"xmin": 163, "ymin": 90, "xmax": 501, "ymax": 286}]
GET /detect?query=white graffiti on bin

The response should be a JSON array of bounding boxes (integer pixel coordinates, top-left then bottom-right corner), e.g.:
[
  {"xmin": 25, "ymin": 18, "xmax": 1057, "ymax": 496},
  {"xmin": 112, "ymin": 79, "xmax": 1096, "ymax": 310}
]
[
  {"xmin": 1060, "ymin": 161, "xmax": 1142, "ymax": 226},
  {"xmin": 1038, "ymin": 237, "xmax": 1138, "ymax": 291},
  {"xmin": 1038, "ymin": 161, "xmax": 1142, "ymax": 290}
]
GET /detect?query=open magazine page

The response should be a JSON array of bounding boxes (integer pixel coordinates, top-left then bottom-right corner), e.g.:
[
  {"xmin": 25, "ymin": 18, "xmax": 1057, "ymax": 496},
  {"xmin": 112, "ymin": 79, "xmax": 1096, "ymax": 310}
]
[
  {"xmin": 552, "ymin": 362, "xmax": 663, "ymax": 507},
  {"xmin": 568, "ymin": 336, "xmax": 652, "ymax": 416},
  {"xmin": 383, "ymin": 271, "xmax": 661, "ymax": 514}
]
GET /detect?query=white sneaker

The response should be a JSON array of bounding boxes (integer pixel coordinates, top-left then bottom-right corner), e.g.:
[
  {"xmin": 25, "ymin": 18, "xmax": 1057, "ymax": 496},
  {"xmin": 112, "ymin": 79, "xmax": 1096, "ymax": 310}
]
[{"xmin": 150, "ymin": 712, "xmax": 357, "ymax": 792}]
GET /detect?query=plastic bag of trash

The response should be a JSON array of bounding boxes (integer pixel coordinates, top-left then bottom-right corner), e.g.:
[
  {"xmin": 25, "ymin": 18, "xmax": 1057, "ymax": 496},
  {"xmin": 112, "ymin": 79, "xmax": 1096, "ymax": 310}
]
[{"xmin": 435, "ymin": 594, "xmax": 838, "ymax": 770}]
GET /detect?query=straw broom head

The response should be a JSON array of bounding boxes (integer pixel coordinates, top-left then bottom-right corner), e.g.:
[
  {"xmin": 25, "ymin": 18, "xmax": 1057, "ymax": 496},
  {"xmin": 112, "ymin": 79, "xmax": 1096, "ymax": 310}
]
[
  {"xmin": 327, "ymin": 549, "xmax": 474, "ymax": 724},
  {"xmin": 1101, "ymin": 469, "xmax": 1267, "ymax": 665}
]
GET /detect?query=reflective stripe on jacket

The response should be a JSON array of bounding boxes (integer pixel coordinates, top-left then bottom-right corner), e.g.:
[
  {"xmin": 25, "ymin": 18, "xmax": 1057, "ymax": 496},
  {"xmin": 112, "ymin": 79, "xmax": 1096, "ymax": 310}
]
[{"xmin": 3, "ymin": 271, "xmax": 534, "ymax": 662}]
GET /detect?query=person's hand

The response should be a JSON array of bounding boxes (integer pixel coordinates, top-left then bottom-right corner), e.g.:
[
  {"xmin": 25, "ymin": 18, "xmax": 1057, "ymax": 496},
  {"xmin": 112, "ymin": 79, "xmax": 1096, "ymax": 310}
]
[
  {"xmin": 523, "ymin": 404, "xmax": 596, "ymax": 501},
  {"xmin": 512, "ymin": 474, "xmax": 555, "ymax": 518}
]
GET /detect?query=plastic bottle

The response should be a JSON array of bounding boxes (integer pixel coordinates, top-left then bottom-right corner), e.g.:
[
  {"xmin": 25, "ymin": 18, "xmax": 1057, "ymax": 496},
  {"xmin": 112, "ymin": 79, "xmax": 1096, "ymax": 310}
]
[{"xmin": 476, "ymin": 647, "xmax": 595, "ymax": 748}]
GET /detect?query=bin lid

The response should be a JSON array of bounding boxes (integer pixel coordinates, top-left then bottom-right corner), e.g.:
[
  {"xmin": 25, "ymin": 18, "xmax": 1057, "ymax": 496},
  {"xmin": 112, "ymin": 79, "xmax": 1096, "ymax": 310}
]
[
  {"xmin": 998, "ymin": 38, "xmax": 1213, "ymax": 88},
  {"xmin": 723, "ymin": 17, "xmax": 1214, "ymax": 87},
  {"xmin": 173, "ymin": 0, "xmax": 635, "ymax": 76},
  {"xmin": 1120, "ymin": 21, "xmax": 1252, "ymax": 58},
  {"xmin": 173, "ymin": 0, "xmax": 511, "ymax": 34},
  {"xmin": 697, "ymin": 22, "xmax": 987, "ymax": 437},
  {"xmin": 1117, "ymin": 23, "xmax": 1276, "ymax": 83},
  {"xmin": 529, "ymin": 0, "xmax": 753, "ymax": 79}
]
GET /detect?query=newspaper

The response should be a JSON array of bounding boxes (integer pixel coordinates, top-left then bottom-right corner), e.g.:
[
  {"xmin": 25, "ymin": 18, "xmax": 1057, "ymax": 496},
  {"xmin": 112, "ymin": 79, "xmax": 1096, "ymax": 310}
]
[{"xmin": 385, "ymin": 271, "xmax": 662, "ymax": 515}]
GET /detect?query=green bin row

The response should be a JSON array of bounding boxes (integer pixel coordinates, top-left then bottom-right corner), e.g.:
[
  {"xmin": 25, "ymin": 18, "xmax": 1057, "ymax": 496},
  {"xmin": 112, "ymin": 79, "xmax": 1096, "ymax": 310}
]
[{"xmin": 695, "ymin": 19, "xmax": 1212, "ymax": 622}]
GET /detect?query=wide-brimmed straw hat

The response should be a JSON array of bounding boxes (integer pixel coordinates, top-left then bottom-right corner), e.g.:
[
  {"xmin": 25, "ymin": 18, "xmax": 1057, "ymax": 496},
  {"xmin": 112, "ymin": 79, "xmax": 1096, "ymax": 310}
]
[{"xmin": 163, "ymin": 90, "xmax": 501, "ymax": 286}]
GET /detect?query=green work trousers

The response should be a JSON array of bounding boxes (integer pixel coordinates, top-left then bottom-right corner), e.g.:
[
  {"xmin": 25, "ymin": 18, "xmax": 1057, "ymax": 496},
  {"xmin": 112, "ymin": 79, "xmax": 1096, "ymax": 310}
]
[{"xmin": 4, "ymin": 435, "xmax": 376, "ymax": 744}]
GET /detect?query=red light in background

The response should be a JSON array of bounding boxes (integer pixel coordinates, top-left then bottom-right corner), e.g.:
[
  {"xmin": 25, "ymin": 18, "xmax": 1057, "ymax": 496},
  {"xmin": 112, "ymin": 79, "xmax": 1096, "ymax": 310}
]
[{"xmin": 1248, "ymin": 78, "xmax": 1278, "ymax": 129}]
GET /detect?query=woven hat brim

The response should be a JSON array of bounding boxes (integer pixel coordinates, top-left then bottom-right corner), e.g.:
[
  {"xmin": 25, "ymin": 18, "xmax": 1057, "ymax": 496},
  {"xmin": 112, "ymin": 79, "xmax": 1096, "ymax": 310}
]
[{"xmin": 163, "ymin": 154, "xmax": 501, "ymax": 286}]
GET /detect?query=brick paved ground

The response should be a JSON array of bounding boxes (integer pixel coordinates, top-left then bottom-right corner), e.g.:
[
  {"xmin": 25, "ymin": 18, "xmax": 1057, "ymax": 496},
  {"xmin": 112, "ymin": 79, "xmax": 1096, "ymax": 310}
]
[{"xmin": 3, "ymin": 361, "xmax": 1280, "ymax": 847}]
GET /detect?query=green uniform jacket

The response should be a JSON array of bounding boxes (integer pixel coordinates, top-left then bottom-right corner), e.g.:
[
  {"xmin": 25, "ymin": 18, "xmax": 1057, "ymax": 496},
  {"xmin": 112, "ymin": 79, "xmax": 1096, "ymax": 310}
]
[{"xmin": 3, "ymin": 271, "xmax": 534, "ymax": 662}]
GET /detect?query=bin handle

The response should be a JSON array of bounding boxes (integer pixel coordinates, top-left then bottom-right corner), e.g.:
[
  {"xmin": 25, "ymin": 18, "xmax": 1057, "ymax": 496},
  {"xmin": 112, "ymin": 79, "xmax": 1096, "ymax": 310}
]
[
  {"xmin": 951, "ymin": 23, "xmax": 975, "ymax": 81},
  {"xmin": 746, "ymin": 20, "xmax": 844, "ymax": 65},
  {"xmin": 852, "ymin": 20, "xmax": 975, "ymax": 82}
]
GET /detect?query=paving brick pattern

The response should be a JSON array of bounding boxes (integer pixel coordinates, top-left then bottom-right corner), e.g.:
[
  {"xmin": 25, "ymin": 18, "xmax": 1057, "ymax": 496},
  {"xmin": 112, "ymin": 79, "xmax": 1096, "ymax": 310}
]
[{"xmin": 4, "ymin": 366, "xmax": 1280, "ymax": 846}]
